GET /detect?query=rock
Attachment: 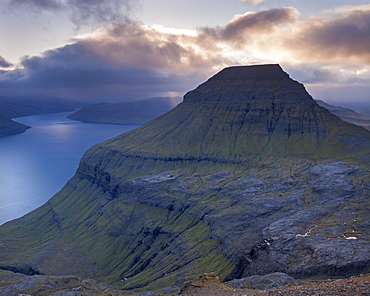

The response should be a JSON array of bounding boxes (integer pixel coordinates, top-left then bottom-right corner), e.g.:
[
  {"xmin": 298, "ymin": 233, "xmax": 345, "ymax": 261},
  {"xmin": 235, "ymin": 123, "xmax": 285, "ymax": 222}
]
[
  {"xmin": 1, "ymin": 64, "xmax": 370, "ymax": 292},
  {"xmin": 226, "ymin": 272, "xmax": 298, "ymax": 290}
]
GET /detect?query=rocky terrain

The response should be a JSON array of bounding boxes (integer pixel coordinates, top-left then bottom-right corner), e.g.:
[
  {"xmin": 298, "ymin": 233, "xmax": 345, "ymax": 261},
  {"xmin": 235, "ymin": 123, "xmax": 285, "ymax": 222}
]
[
  {"xmin": 2, "ymin": 271, "xmax": 370, "ymax": 295},
  {"xmin": 67, "ymin": 96, "xmax": 182, "ymax": 124},
  {"xmin": 1, "ymin": 64, "xmax": 370, "ymax": 294},
  {"xmin": 316, "ymin": 99, "xmax": 370, "ymax": 130}
]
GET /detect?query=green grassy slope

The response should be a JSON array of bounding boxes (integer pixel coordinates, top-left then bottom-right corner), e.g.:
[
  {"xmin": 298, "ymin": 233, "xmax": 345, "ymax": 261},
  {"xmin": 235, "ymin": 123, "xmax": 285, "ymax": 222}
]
[{"xmin": 1, "ymin": 65, "xmax": 370, "ymax": 291}]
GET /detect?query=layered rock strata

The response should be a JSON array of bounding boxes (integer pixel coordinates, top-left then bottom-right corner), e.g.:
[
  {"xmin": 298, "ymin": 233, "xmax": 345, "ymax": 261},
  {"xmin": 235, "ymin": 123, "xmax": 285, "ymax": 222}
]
[{"xmin": 1, "ymin": 64, "xmax": 370, "ymax": 291}]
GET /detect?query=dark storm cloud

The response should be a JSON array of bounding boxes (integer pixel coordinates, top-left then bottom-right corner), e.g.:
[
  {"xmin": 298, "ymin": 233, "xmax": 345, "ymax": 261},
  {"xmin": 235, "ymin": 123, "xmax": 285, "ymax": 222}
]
[
  {"xmin": 0, "ymin": 36, "xmax": 207, "ymax": 101},
  {"xmin": 287, "ymin": 9, "xmax": 370, "ymax": 64},
  {"xmin": 9, "ymin": 0, "xmax": 138, "ymax": 27},
  {"xmin": 0, "ymin": 56, "xmax": 13, "ymax": 68}
]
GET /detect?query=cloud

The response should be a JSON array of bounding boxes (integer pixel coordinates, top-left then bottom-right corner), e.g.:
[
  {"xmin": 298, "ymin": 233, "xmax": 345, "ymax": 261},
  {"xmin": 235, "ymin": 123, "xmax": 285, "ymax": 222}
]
[
  {"xmin": 324, "ymin": 4, "xmax": 370, "ymax": 15},
  {"xmin": 1, "ymin": 5, "xmax": 370, "ymax": 109},
  {"xmin": 0, "ymin": 24, "xmax": 222, "ymax": 101},
  {"xmin": 239, "ymin": 0, "xmax": 269, "ymax": 6},
  {"xmin": 284, "ymin": 8, "xmax": 370, "ymax": 64},
  {"xmin": 199, "ymin": 7, "xmax": 298, "ymax": 42},
  {"xmin": 78, "ymin": 23, "xmax": 229, "ymax": 74},
  {"xmin": 0, "ymin": 56, "xmax": 13, "ymax": 68},
  {"xmin": 8, "ymin": 0, "xmax": 139, "ymax": 27}
]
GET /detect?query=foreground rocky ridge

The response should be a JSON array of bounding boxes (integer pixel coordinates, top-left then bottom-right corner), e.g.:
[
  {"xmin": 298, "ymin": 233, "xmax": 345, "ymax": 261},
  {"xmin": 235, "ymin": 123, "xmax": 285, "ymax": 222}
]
[
  {"xmin": 2, "ymin": 271, "xmax": 370, "ymax": 296},
  {"xmin": 1, "ymin": 64, "xmax": 370, "ymax": 292}
]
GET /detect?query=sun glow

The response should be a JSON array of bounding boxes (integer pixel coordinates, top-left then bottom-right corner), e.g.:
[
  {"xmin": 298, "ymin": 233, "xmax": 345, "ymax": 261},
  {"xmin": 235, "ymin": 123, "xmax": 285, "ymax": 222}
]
[{"xmin": 151, "ymin": 24, "xmax": 197, "ymax": 36}]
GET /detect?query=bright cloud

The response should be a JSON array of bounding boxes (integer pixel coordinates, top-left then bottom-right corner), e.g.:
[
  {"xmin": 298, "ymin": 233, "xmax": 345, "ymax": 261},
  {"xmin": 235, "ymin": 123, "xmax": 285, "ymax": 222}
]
[{"xmin": 1, "ymin": 5, "xmax": 370, "ymax": 108}]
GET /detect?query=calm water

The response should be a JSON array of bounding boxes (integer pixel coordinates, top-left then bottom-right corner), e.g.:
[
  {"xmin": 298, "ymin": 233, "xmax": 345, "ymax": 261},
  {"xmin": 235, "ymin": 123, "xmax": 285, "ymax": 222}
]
[{"xmin": 0, "ymin": 112, "xmax": 140, "ymax": 225}]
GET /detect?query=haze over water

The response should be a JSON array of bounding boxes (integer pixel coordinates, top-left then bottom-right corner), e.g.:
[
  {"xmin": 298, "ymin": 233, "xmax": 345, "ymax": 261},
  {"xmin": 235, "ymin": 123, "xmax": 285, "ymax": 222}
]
[{"xmin": 0, "ymin": 112, "xmax": 140, "ymax": 225}]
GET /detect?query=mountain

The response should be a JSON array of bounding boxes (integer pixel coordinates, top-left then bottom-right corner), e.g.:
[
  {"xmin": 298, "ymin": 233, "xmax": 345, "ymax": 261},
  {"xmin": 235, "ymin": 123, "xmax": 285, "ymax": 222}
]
[
  {"xmin": 0, "ymin": 96, "xmax": 83, "ymax": 118},
  {"xmin": 1, "ymin": 64, "xmax": 370, "ymax": 293},
  {"xmin": 357, "ymin": 109, "xmax": 370, "ymax": 118},
  {"xmin": 0, "ymin": 96, "xmax": 84, "ymax": 136},
  {"xmin": 316, "ymin": 99, "xmax": 370, "ymax": 130},
  {"xmin": 67, "ymin": 97, "xmax": 182, "ymax": 124}
]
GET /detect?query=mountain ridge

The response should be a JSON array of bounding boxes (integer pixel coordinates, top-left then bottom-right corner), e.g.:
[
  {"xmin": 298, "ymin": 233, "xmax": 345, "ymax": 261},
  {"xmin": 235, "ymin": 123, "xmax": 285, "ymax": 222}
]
[
  {"xmin": 1, "ymin": 64, "xmax": 370, "ymax": 292},
  {"xmin": 316, "ymin": 99, "xmax": 370, "ymax": 130},
  {"xmin": 95, "ymin": 64, "xmax": 370, "ymax": 162}
]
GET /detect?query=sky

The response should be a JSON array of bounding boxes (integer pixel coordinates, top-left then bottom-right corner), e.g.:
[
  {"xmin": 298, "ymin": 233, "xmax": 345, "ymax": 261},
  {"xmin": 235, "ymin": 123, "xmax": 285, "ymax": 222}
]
[{"xmin": 0, "ymin": 0, "xmax": 370, "ymax": 110}]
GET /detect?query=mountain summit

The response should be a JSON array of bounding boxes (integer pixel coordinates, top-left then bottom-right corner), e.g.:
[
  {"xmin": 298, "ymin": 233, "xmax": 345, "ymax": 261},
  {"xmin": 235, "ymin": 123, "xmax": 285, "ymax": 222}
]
[
  {"xmin": 1, "ymin": 65, "xmax": 370, "ymax": 292},
  {"xmin": 98, "ymin": 64, "xmax": 369, "ymax": 161}
]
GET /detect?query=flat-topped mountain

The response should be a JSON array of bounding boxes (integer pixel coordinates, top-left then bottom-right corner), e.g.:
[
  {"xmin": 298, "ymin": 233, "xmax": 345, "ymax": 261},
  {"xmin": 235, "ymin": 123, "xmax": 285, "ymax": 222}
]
[
  {"xmin": 102, "ymin": 64, "xmax": 369, "ymax": 161},
  {"xmin": 67, "ymin": 96, "xmax": 182, "ymax": 124},
  {"xmin": 1, "ymin": 64, "xmax": 370, "ymax": 293}
]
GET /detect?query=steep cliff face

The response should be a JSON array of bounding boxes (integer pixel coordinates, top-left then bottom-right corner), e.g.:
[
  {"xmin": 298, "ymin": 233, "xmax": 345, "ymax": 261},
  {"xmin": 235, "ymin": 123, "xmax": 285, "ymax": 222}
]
[{"xmin": 1, "ymin": 64, "xmax": 370, "ymax": 291}]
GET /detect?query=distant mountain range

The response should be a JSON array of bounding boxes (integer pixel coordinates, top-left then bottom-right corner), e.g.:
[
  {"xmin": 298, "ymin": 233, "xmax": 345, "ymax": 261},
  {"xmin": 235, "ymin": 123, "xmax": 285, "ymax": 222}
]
[
  {"xmin": 316, "ymin": 99, "xmax": 370, "ymax": 130},
  {"xmin": 357, "ymin": 108, "xmax": 370, "ymax": 118},
  {"xmin": 68, "ymin": 94, "xmax": 370, "ymax": 131},
  {"xmin": 1, "ymin": 65, "xmax": 370, "ymax": 294},
  {"xmin": 67, "ymin": 96, "xmax": 182, "ymax": 124},
  {"xmin": 0, "ymin": 96, "xmax": 84, "ymax": 136}
]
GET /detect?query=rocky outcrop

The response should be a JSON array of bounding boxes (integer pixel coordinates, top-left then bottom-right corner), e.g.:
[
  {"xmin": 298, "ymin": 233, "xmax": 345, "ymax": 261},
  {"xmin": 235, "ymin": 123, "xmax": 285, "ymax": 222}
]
[
  {"xmin": 1, "ymin": 64, "xmax": 370, "ymax": 292},
  {"xmin": 67, "ymin": 96, "xmax": 182, "ymax": 124},
  {"xmin": 226, "ymin": 272, "xmax": 297, "ymax": 290}
]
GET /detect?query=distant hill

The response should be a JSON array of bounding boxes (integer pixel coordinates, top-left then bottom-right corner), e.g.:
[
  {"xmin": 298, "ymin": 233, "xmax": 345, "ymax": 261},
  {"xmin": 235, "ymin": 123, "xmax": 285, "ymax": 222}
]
[
  {"xmin": 316, "ymin": 99, "xmax": 370, "ymax": 130},
  {"xmin": 357, "ymin": 109, "xmax": 370, "ymax": 118},
  {"xmin": 0, "ymin": 116, "xmax": 30, "ymax": 136},
  {"xmin": 0, "ymin": 96, "xmax": 84, "ymax": 137},
  {"xmin": 0, "ymin": 96, "xmax": 84, "ymax": 118},
  {"xmin": 67, "ymin": 97, "xmax": 182, "ymax": 124}
]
